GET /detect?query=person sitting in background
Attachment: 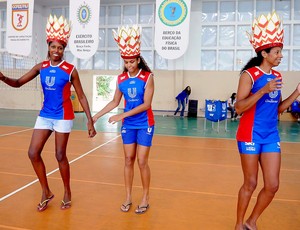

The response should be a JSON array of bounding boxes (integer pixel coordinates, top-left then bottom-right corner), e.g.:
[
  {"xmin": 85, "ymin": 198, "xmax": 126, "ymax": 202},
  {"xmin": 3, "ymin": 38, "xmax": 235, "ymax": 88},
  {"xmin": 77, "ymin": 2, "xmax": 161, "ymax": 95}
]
[
  {"xmin": 174, "ymin": 86, "xmax": 191, "ymax": 117},
  {"xmin": 227, "ymin": 93, "xmax": 238, "ymax": 121}
]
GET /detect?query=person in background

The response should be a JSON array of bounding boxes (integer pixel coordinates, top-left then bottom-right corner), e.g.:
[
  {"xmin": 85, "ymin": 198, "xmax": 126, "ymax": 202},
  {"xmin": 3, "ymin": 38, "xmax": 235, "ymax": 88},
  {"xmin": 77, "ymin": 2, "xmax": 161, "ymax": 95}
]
[
  {"xmin": 227, "ymin": 92, "xmax": 238, "ymax": 121},
  {"xmin": 174, "ymin": 86, "xmax": 191, "ymax": 117},
  {"xmin": 0, "ymin": 15, "xmax": 96, "ymax": 211},
  {"xmin": 290, "ymin": 99, "xmax": 300, "ymax": 122},
  {"xmin": 93, "ymin": 25, "xmax": 154, "ymax": 214},
  {"xmin": 234, "ymin": 12, "xmax": 300, "ymax": 230}
]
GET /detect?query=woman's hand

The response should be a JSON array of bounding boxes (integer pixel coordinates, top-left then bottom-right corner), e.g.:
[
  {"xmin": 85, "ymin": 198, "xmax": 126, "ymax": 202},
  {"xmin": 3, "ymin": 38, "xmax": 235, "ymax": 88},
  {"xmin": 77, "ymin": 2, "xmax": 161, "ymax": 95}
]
[
  {"xmin": 92, "ymin": 115, "xmax": 99, "ymax": 123},
  {"xmin": 87, "ymin": 121, "xmax": 97, "ymax": 138},
  {"xmin": 262, "ymin": 77, "xmax": 283, "ymax": 93},
  {"xmin": 108, "ymin": 114, "xmax": 124, "ymax": 124}
]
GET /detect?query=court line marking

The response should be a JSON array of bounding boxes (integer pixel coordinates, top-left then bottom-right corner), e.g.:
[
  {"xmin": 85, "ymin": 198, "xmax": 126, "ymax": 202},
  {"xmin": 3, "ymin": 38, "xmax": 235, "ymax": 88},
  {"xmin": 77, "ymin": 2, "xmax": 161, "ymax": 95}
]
[
  {"xmin": 1, "ymin": 137, "xmax": 299, "ymax": 204},
  {"xmin": 0, "ymin": 135, "xmax": 121, "ymax": 202},
  {"xmin": 46, "ymin": 177, "xmax": 300, "ymax": 204},
  {"xmin": 0, "ymin": 128, "xmax": 33, "ymax": 137},
  {"xmin": 0, "ymin": 224, "xmax": 30, "ymax": 230},
  {"xmin": 1, "ymin": 133, "xmax": 299, "ymax": 203}
]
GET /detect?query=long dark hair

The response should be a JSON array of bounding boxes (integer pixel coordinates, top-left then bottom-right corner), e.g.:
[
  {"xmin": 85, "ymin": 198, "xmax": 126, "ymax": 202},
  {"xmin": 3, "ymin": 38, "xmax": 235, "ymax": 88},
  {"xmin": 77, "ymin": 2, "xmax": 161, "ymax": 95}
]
[
  {"xmin": 123, "ymin": 56, "xmax": 152, "ymax": 73},
  {"xmin": 184, "ymin": 86, "xmax": 191, "ymax": 95},
  {"xmin": 239, "ymin": 47, "xmax": 272, "ymax": 75},
  {"xmin": 230, "ymin": 93, "xmax": 236, "ymax": 104}
]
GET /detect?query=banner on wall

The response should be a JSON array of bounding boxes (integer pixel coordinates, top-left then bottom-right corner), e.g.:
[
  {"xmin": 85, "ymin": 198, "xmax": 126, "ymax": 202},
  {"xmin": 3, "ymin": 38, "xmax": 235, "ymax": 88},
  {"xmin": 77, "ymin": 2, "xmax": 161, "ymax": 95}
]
[
  {"xmin": 69, "ymin": 0, "xmax": 100, "ymax": 59},
  {"xmin": 6, "ymin": 0, "xmax": 34, "ymax": 56},
  {"xmin": 154, "ymin": 0, "xmax": 191, "ymax": 60}
]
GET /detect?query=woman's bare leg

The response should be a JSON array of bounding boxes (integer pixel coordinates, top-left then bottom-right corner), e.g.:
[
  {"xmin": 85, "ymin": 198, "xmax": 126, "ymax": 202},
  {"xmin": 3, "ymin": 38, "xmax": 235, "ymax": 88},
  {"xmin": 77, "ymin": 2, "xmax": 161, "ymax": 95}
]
[
  {"xmin": 245, "ymin": 153, "xmax": 281, "ymax": 230},
  {"xmin": 235, "ymin": 154, "xmax": 259, "ymax": 230},
  {"xmin": 28, "ymin": 129, "xmax": 53, "ymax": 203},
  {"xmin": 55, "ymin": 132, "xmax": 71, "ymax": 204},
  {"xmin": 121, "ymin": 143, "xmax": 137, "ymax": 210},
  {"xmin": 136, "ymin": 145, "xmax": 151, "ymax": 208}
]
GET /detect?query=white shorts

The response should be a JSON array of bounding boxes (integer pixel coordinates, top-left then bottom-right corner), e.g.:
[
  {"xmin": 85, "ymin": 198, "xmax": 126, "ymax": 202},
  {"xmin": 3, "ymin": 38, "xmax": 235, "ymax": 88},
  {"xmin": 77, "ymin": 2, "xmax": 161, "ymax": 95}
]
[{"xmin": 34, "ymin": 116, "xmax": 73, "ymax": 133}]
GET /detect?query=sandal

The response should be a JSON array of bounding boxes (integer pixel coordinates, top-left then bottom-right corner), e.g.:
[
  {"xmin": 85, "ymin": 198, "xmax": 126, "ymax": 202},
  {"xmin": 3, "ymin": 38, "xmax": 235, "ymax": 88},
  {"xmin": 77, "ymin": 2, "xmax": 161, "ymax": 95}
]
[
  {"xmin": 135, "ymin": 204, "xmax": 149, "ymax": 214},
  {"xmin": 37, "ymin": 194, "xmax": 54, "ymax": 212},
  {"xmin": 243, "ymin": 223, "xmax": 253, "ymax": 230},
  {"xmin": 60, "ymin": 200, "xmax": 72, "ymax": 210},
  {"xmin": 120, "ymin": 202, "xmax": 132, "ymax": 212}
]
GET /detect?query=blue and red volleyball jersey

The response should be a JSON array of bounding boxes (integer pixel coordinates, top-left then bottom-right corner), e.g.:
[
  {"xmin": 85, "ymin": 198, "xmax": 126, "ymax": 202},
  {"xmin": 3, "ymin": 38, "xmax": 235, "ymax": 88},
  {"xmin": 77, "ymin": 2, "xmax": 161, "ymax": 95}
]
[
  {"xmin": 39, "ymin": 60, "xmax": 75, "ymax": 120},
  {"xmin": 117, "ymin": 69, "xmax": 155, "ymax": 129},
  {"xmin": 236, "ymin": 66, "xmax": 281, "ymax": 143}
]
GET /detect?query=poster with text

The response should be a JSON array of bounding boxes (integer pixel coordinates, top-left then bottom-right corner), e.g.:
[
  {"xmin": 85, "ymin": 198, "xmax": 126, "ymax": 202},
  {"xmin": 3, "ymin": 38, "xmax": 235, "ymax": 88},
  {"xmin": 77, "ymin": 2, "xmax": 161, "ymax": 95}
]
[
  {"xmin": 69, "ymin": 0, "xmax": 100, "ymax": 59},
  {"xmin": 6, "ymin": 0, "xmax": 34, "ymax": 56},
  {"xmin": 155, "ymin": 0, "xmax": 191, "ymax": 60}
]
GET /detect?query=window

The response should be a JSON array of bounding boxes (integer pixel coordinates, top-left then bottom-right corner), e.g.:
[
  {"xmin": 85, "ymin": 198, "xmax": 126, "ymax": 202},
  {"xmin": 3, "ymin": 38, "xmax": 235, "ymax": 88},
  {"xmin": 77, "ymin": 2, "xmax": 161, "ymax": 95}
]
[
  {"xmin": 1, "ymin": 1, "xmax": 299, "ymax": 71},
  {"xmin": 63, "ymin": 3, "xmax": 167, "ymax": 70},
  {"xmin": 200, "ymin": 0, "xmax": 299, "ymax": 71}
]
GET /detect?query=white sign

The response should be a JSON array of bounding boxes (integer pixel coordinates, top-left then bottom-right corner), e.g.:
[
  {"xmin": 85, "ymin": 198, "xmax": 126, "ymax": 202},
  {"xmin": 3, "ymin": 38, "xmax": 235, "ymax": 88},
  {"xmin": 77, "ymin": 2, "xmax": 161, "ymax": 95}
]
[
  {"xmin": 155, "ymin": 0, "xmax": 191, "ymax": 60},
  {"xmin": 69, "ymin": 0, "xmax": 100, "ymax": 59},
  {"xmin": 6, "ymin": 0, "xmax": 34, "ymax": 56}
]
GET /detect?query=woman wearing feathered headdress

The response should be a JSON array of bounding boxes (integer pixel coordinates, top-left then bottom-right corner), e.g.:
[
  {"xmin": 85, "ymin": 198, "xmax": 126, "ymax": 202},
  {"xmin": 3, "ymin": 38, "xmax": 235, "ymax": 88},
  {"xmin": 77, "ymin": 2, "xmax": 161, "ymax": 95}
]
[
  {"xmin": 93, "ymin": 25, "xmax": 154, "ymax": 214},
  {"xmin": 234, "ymin": 12, "xmax": 300, "ymax": 230},
  {"xmin": 0, "ymin": 15, "xmax": 96, "ymax": 212}
]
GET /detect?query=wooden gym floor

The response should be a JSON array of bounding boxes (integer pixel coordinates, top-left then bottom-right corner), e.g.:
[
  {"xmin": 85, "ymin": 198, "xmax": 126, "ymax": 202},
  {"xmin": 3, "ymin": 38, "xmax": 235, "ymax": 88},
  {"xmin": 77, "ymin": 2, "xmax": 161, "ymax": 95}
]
[{"xmin": 0, "ymin": 109, "xmax": 299, "ymax": 230}]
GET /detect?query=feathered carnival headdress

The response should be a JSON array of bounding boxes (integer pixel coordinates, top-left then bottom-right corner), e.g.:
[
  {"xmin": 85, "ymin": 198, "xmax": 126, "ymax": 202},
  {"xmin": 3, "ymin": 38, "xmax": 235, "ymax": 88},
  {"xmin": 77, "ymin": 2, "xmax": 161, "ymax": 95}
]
[
  {"xmin": 46, "ymin": 14, "xmax": 71, "ymax": 47},
  {"xmin": 247, "ymin": 11, "xmax": 284, "ymax": 53},
  {"xmin": 112, "ymin": 25, "xmax": 141, "ymax": 59}
]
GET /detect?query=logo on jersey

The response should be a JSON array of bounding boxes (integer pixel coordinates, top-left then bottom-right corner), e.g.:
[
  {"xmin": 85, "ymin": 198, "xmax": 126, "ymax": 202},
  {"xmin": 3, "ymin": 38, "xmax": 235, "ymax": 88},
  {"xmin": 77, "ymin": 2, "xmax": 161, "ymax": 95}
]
[
  {"xmin": 265, "ymin": 77, "xmax": 279, "ymax": 102},
  {"xmin": 128, "ymin": 88, "xmax": 137, "ymax": 99},
  {"xmin": 45, "ymin": 76, "xmax": 55, "ymax": 87},
  {"xmin": 269, "ymin": 90, "xmax": 278, "ymax": 99},
  {"xmin": 62, "ymin": 65, "xmax": 70, "ymax": 70},
  {"xmin": 254, "ymin": 70, "xmax": 260, "ymax": 76}
]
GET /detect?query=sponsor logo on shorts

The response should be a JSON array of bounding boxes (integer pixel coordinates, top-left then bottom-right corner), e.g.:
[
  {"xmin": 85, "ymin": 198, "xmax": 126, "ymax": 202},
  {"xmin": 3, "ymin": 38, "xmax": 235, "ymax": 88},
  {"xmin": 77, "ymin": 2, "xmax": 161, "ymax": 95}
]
[
  {"xmin": 245, "ymin": 142, "xmax": 254, "ymax": 146},
  {"xmin": 245, "ymin": 142, "xmax": 256, "ymax": 152},
  {"xmin": 246, "ymin": 147, "xmax": 256, "ymax": 151},
  {"xmin": 147, "ymin": 127, "xmax": 152, "ymax": 135}
]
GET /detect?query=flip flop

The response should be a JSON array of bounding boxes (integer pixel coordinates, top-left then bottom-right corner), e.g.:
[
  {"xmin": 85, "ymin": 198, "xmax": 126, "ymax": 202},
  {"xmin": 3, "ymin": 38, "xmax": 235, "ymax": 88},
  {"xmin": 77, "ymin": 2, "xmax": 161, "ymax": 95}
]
[
  {"xmin": 60, "ymin": 200, "xmax": 72, "ymax": 210},
  {"xmin": 135, "ymin": 204, "xmax": 149, "ymax": 214},
  {"xmin": 243, "ymin": 223, "xmax": 252, "ymax": 230},
  {"xmin": 120, "ymin": 202, "xmax": 132, "ymax": 212},
  {"xmin": 37, "ymin": 194, "xmax": 55, "ymax": 212}
]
